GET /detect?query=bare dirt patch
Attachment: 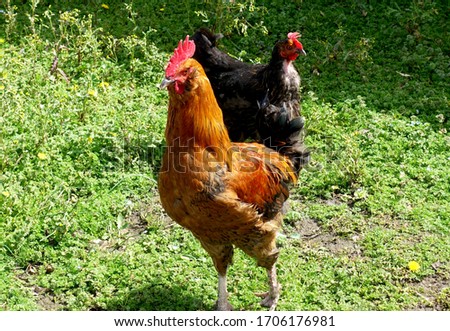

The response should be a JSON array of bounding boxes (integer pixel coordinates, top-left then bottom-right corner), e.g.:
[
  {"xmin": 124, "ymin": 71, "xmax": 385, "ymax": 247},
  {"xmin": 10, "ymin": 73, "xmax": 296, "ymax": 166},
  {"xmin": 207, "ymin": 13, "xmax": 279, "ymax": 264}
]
[
  {"xmin": 289, "ymin": 217, "xmax": 362, "ymax": 257},
  {"xmin": 408, "ymin": 262, "xmax": 450, "ymax": 311}
]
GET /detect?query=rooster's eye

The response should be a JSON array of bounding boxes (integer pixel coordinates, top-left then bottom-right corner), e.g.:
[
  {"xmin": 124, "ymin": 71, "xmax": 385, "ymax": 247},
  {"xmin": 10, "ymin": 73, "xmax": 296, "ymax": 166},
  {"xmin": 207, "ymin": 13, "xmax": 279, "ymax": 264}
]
[{"xmin": 286, "ymin": 45, "xmax": 293, "ymax": 51}]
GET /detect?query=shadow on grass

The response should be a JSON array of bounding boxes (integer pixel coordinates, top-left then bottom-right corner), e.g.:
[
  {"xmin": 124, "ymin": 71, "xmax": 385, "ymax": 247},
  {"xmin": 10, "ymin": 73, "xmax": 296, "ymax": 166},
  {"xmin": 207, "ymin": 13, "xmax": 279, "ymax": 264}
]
[{"xmin": 103, "ymin": 282, "xmax": 212, "ymax": 311}]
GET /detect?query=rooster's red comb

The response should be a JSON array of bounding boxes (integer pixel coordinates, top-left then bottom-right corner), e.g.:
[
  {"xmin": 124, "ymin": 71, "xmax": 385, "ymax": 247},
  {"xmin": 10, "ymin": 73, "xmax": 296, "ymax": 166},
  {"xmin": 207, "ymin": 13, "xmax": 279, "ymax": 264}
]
[
  {"xmin": 287, "ymin": 32, "xmax": 300, "ymax": 40},
  {"xmin": 287, "ymin": 32, "xmax": 303, "ymax": 50},
  {"xmin": 165, "ymin": 35, "xmax": 196, "ymax": 77}
]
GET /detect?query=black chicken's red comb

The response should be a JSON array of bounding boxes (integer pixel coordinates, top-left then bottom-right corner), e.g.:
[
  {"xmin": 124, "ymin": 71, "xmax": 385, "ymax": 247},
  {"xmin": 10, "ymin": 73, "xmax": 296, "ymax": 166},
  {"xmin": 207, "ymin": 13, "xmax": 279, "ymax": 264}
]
[
  {"xmin": 287, "ymin": 32, "xmax": 303, "ymax": 50},
  {"xmin": 165, "ymin": 36, "xmax": 196, "ymax": 77}
]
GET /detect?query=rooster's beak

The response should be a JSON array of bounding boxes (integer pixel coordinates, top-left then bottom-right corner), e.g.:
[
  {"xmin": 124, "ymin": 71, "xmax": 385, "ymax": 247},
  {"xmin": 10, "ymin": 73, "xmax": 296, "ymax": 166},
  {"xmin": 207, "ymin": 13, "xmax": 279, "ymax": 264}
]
[
  {"xmin": 298, "ymin": 49, "xmax": 307, "ymax": 56},
  {"xmin": 160, "ymin": 77, "xmax": 174, "ymax": 89}
]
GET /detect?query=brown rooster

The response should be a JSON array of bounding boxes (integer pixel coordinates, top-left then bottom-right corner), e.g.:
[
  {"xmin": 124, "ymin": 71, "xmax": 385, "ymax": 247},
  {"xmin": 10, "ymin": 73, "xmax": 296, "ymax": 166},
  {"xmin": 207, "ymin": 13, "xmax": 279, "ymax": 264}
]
[
  {"xmin": 192, "ymin": 28, "xmax": 309, "ymax": 173},
  {"xmin": 158, "ymin": 36, "xmax": 297, "ymax": 311}
]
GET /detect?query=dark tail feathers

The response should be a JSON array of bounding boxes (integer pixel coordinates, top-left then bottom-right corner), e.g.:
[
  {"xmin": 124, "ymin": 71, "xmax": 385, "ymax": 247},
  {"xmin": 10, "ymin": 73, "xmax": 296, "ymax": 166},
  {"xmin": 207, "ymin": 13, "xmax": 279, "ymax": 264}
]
[
  {"xmin": 257, "ymin": 101, "xmax": 310, "ymax": 173},
  {"xmin": 192, "ymin": 28, "xmax": 246, "ymax": 72},
  {"xmin": 192, "ymin": 28, "xmax": 223, "ymax": 66}
]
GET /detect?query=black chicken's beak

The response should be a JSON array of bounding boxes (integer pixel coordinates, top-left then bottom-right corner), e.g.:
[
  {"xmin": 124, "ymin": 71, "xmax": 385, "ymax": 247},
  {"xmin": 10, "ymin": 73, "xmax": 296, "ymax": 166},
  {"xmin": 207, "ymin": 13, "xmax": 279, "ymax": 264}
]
[
  {"xmin": 160, "ymin": 77, "xmax": 174, "ymax": 89},
  {"xmin": 298, "ymin": 49, "xmax": 307, "ymax": 56}
]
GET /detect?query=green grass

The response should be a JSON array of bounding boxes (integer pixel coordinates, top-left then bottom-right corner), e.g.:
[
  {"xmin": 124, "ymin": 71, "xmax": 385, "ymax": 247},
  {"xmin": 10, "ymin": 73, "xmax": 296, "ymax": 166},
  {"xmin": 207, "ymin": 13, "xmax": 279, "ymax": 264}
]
[{"xmin": 1, "ymin": 0, "xmax": 449, "ymax": 311}]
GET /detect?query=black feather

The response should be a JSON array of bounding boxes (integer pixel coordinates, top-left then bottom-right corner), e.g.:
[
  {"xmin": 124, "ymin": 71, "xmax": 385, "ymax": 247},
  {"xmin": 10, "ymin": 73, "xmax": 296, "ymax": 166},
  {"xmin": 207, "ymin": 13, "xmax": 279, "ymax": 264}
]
[{"xmin": 192, "ymin": 28, "xmax": 309, "ymax": 173}]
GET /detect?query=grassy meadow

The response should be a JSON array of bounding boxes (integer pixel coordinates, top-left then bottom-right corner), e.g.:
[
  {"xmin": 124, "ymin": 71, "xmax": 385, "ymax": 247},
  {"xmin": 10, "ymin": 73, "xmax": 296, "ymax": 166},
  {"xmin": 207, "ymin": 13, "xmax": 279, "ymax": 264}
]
[{"xmin": 0, "ymin": 0, "xmax": 449, "ymax": 311}]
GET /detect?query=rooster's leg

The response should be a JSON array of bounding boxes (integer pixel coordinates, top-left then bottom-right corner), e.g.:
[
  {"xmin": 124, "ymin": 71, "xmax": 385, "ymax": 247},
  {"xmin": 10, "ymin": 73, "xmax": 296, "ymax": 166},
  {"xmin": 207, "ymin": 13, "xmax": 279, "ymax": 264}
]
[
  {"xmin": 215, "ymin": 273, "xmax": 233, "ymax": 311},
  {"xmin": 256, "ymin": 265, "xmax": 281, "ymax": 311},
  {"xmin": 204, "ymin": 243, "xmax": 234, "ymax": 311}
]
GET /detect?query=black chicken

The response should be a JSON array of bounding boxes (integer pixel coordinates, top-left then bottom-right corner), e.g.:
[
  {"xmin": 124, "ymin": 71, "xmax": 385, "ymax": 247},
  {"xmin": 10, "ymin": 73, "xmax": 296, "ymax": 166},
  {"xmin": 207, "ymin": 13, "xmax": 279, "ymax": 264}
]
[{"xmin": 192, "ymin": 28, "xmax": 310, "ymax": 173}]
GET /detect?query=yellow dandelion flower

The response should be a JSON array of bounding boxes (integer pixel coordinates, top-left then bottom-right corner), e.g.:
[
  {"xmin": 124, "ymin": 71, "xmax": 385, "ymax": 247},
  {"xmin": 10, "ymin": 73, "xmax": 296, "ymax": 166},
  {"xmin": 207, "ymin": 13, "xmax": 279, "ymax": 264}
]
[
  {"xmin": 2, "ymin": 191, "xmax": 10, "ymax": 198},
  {"xmin": 87, "ymin": 89, "xmax": 97, "ymax": 97},
  {"xmin": 101, "ymin": 4, "xmax": 109, "ymax": 9},
  {"xmin": 98, "ymin": 81, "xmax": 110, "ymax": 89},
  {"xmin": 0, "ymin": 38, "xmax": 5, "ymax": 44},
  {"xmin": 0, "ymin": 85, "xmax": 5, "ymax": 90},
  {"xmin": 87, "ymin": 136, "xmax": 94, "ymax": 143},
  {"xmin": 160, "ymin": 7, "xmax": 165, "ymax": 11},
  {"xmin": 408, "ymin": 261, "xmax": 420, "ymax": 272},
  {"xmin": 37, "ymin": 152, "xmax": 48, "ymax": 160}
]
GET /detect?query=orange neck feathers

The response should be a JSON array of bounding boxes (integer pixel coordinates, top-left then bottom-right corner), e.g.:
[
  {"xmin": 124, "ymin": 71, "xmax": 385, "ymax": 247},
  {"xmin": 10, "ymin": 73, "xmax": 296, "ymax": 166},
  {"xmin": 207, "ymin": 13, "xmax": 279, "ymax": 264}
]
[{"xmin": 165, "ymin": 59, "xmax": 232, "ymax": 164}]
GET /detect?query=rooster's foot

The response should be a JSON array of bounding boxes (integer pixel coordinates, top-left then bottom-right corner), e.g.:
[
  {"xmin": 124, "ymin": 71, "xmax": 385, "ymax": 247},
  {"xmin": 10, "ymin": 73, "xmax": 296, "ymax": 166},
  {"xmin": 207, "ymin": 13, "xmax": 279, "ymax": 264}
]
[
  {"xmin": 255, "ymin": 284, "xmax": 281, "ymax": 311},
  {"xmin": 214, "ymin": 300, "xmax": 234, "ymax": 311}
]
